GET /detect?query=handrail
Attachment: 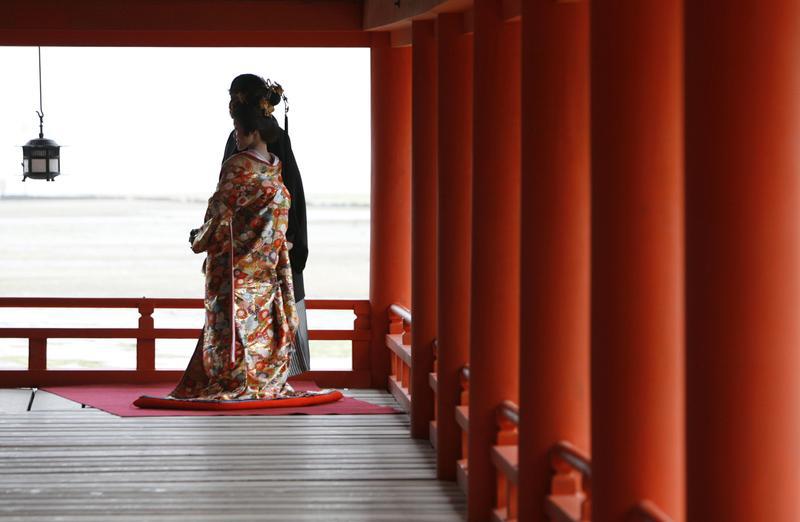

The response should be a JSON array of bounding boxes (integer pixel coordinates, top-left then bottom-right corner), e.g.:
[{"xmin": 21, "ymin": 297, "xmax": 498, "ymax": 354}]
[
  {"xmin": 455, "ymin": 364, "xmax": 470, "ymax": 494},
  {"xmin": 386, "ymin": 304, "xmax": 412, "ymax": 412},
  {"xmin": 0, "ymin": 296, "xmax": 371, "ymax": 388},
  {"xmin": 0, "ymin": 297, "xmax": 203, "ymax": 308},
  {"xmin": 632, "ymin": 500, "xmax": 672, "ymax": 522},
  {"xmin": 389, "ymin": 303, "xmax": 412, "ymax": 324},
  {"xmin": 497, "ymin": 399, "xmax": 519, "ymax": 427},
  {"xmin": 492, "ymin": 400, "xmax": 519, "ymax": 521},
  {"xmin": 0, "ymin": 297, "xmax": 369, "ymax": 309},
  {"xmin": 550, "ymin": 441, "xmax": 592, "ymax": 480},
  {"xmin": 548, "ymin": 440, "xmax": 592, "ymax": 522},
  {"xmin": 428, "ymin": 338, "xmax": 439, "ymax": 448}
]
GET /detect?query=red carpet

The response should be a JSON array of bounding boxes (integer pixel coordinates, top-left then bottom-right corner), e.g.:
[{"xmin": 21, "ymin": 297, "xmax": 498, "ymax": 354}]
[{"xmin": 41, "ymin": 380, "xmax": 401, "ymax": 417}]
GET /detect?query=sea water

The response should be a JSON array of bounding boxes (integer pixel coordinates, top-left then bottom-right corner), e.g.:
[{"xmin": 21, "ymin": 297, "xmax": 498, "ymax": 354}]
[{"xmin": 0, "ymin": 198, "xmax": 370, "ymax": 370}]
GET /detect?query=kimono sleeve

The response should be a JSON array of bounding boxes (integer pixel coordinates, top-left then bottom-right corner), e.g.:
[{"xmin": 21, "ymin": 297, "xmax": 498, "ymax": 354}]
[{"xmin": 190, "ymin": 164, "xmax": 237, "ymax": 253}]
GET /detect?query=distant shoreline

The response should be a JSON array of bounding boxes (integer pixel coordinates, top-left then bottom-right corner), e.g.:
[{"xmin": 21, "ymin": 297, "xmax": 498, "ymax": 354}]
[{"xmin": 0, "ymin": 195, "xmax": 370, "ymax": 207}]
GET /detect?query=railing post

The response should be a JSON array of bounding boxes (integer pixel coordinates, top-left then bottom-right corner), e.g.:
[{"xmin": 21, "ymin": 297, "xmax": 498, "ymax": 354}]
[
  {"xmin": 457, "ymin": 366, "xmax": 470, "ymax": 493},
  {"xmin": 493, "ymin": 402, "xmax": 519, "ymax": 521},
  {"xmin": 352, "ymin": 301, "xmax": 371, "ymax": 372},
  {"xmin": 28, "ymin": 338, "xmax": 47, "ymax": 371},
  {"xmin": 136, "ymin": 301, "xmax": 155, "ymax": 371},
  {"xmin": 548, "ymin": 442, "xmax": 592, "ymax": 522},
  {"xmin": 389, "ymin": 312, "xmax": 404, "ymax": 335}
]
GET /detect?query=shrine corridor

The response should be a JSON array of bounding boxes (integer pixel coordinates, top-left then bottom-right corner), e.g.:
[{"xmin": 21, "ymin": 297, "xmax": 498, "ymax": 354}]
[{"xmin": 0, "ymin": 389, "xmax": 465, "ymax": 521}]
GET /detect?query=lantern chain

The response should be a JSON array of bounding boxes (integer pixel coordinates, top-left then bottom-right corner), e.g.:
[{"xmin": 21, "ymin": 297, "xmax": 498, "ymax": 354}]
[{"xmin": 37, "ymin": 47, "xmax": 44, "ymax": 139}]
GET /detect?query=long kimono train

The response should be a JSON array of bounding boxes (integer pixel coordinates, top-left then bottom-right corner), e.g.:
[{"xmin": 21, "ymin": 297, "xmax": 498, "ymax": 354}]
[{"xmin": 168, "ymin": 151, "xmax": 326, "ymax": 402}]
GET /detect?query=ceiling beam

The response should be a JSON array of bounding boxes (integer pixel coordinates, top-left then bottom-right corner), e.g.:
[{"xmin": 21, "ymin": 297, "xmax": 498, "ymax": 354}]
[
  {"xmin": 363, "ymin": 0, "xmax": 472, "ymax": 31},
  {"xmin": 0, "ymin": 29, "xmax": 371, "ymax": 48},
  {"xmin": 0, "ymin": 0, "xmax": 363, "ymax": 35}
]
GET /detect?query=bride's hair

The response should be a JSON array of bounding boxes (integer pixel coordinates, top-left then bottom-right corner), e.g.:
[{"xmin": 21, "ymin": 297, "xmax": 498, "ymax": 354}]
[
  {"xmin": 229, "ymin": 74, "xmax": 283, "ymax": 109},
  {"xmin": 231, "ymin": 101, "xmax": 281, "ymax": 144}
]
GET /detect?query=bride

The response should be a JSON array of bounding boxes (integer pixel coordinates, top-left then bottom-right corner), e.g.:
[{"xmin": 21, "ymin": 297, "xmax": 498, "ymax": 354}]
[{"xmin": 157, "ymin": 87, "xmax": 333, "ymax": 405}]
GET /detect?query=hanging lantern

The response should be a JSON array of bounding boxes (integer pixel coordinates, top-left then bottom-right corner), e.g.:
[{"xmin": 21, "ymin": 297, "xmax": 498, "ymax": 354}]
[{"xmin": 22, "ymin": 47, "xmax": 60, "ymax": 182}]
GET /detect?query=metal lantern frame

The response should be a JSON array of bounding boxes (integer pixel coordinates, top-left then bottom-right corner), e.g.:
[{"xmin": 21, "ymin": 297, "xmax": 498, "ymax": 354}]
[{"xmin": 22, "ymin": 47, "xmax": 60, "ymax": 182}]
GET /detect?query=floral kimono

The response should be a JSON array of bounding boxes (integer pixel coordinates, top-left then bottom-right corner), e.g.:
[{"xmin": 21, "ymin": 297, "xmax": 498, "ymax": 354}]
[{"xmin": 169, "ymin": 151, "xmax": 319, "ymax": 402}]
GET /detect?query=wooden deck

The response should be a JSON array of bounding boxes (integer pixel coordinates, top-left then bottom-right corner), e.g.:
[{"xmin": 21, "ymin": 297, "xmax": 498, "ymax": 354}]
[{"xmin": 0, "ymin": 389, "xmax": 466, "ymax": 521}]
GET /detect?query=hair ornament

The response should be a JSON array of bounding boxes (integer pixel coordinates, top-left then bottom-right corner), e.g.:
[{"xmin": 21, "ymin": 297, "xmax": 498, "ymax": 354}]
[
  {"xmin": 265, "ymin": 79, "xmax": 290, "ymax": 134},
  {"xmin": 259, "ymin": 97, "xmax": 275, "ymax": 117}
]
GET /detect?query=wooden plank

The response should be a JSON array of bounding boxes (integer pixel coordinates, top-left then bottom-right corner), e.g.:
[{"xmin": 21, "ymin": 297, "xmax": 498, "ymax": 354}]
[{"xmin": 0, "ymin": 386, "xmax": 465, "ymax": 522}]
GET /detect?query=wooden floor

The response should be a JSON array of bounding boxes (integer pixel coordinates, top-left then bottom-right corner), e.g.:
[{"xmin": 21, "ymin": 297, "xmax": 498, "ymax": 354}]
[{"xmin": 0, "ymin": 388, "xmax": 465, "ymax": 521}]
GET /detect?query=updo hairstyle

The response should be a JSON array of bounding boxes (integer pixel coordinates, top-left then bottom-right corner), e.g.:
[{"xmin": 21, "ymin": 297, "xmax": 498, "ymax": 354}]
[
  {"xmin": 231, "ymin": 101, "xmax": 281, "ymax": 144},
  {"xmin": 229, "ymin": 74, "xmax": 283, "ymax": 144}
]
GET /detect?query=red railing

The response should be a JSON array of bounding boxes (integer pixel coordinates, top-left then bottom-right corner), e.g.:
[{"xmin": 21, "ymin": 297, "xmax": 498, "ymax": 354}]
[
  {"xmin": 544, "ymin": 442, "xmax": 672, "ymax": 521},
  {"xmin": 429, "ymin": 339, "xmax": 439, "ymax": 448},
  {"xmin": 455, "ymin": 365, "xmax": 470, "ymax": 494},
  {"xmin": 0, "ymin": 297, "xmax": 371, "ymax": 389},
  {"xmin": 492, "ymin": 400, "xmax": 519, "ymax": 522},
  {"xmin": 631, "ymin": 500, "xmax": 673, "ymax": 522},
  {"xmin": 377, "ymin": 303, "xmax": 673, "ymax": 522},
  {"xmin": 546, "ymin": 441, "xmax": 592, "ymax": 522},
  {"xmin": 386, "ymin": 303, "xmax": 412, "ymax": 411}
]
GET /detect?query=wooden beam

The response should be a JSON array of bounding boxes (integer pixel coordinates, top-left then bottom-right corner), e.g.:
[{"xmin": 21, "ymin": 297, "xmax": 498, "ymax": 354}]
[
  {"xmin": 0, "ymin": 0, "xmax": 370, "ymax": 47},
  {"xmin": 391, "ymin": 26, "xmax": 413, "ymax": 47},
  {"xmin": 1, "ymin": 0, "xmax": 362, "ymax": 32},
  {"xmin": 363, "ymin": 0, "xmax": 472, "ymax": 31},
  {"xmin": 0, "ymin": 29, "xmax": 371, "ymax": 48}
]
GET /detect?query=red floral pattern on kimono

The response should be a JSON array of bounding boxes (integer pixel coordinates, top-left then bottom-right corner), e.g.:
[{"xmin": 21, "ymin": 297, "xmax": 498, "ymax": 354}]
[{"xmin": 169, "ymin": 151, "xmax": 320, "ymax": 402}]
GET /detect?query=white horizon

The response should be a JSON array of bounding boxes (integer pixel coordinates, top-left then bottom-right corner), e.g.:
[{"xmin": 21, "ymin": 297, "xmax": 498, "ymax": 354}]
[{"xmin": 0, "ymin": 47, "xmax": 371, "ymax": 201}]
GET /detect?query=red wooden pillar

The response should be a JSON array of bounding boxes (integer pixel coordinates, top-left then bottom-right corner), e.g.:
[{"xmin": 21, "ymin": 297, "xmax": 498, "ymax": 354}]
[
  {"xmin": 436, "ymin": 12, "xmax": 473, "ymax": 480},
  {"xmin": 468, "ymin": 2, "xmax": 521, "ymax": 520},
  {"xmin": 686, "ymin": 2, "xmax": 800, "ymax": 520},
  {"xmin": 410, "ymin": 19, "xmax": 438, "ymax": 440},
  {"xmin": 591, "ymin": 1, "xmax": 684, "ymax": 520},
  {"xmin": 518, "ymin": 1, "xmax": 590, "ymax": 520},
  {"xmin": 369, "ymin": 33, "xmax": 412, "ymax": 388}
]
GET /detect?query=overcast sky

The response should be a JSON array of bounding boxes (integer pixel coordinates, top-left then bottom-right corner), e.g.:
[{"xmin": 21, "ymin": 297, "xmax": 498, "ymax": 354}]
[{"xmin": 0, "ymin": 47, "xmax": 371, "ymax": 201}]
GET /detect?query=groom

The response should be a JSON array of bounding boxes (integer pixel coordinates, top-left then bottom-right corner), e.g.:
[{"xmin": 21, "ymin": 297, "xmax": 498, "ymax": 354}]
[{"xmin": 222, "ymin": 74, "xmax": 311, "ymax": 377}]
